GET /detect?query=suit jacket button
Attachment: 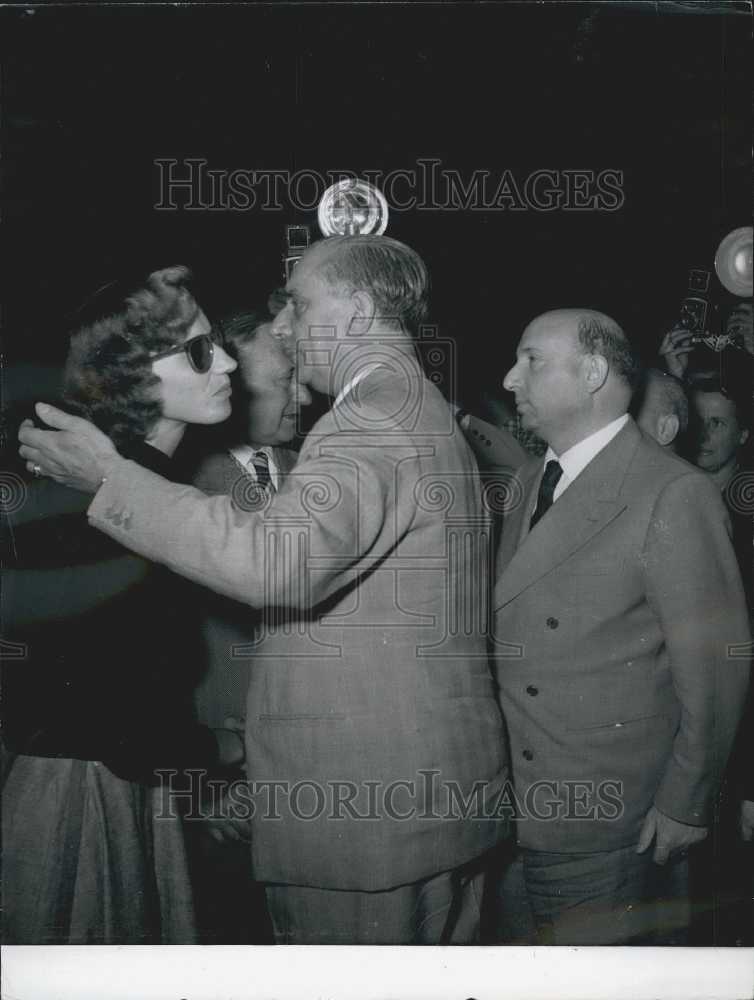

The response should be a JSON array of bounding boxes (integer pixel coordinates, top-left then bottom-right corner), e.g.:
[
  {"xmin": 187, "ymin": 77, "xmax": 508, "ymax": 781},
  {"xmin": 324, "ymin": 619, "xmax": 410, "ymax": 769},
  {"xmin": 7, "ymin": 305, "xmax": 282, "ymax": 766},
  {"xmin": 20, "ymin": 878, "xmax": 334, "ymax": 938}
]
[
  {"xmin": 526, "ymin": 685, "xmax": 539, "ymax": 696},
  {"xmin": 546, "ymin": 617, "xmax": 559, "ymax": 629},
  {"xmin": 522, "ymin": 749, "xmax": 534, "ymax": 761}
]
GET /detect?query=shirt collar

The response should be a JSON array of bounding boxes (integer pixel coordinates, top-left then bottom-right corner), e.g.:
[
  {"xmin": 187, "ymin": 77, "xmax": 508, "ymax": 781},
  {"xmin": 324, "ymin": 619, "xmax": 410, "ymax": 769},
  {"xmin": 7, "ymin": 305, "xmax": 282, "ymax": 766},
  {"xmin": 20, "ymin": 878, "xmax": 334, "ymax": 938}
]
[{"xmin": 229, "ymin": 444, "xmax": 280, "ymax": 489}]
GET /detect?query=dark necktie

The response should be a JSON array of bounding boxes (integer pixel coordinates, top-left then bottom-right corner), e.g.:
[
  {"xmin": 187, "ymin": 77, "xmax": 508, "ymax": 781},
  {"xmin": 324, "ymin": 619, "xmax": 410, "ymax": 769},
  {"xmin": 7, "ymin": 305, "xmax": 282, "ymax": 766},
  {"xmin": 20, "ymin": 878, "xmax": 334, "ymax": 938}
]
[
  {"xmin": 250, "ymin": 450, "xmax": 272, "ymax": 492},
  {"xmin": 529, "ymin": 459, "xmax": 563, "ymax": 530}
]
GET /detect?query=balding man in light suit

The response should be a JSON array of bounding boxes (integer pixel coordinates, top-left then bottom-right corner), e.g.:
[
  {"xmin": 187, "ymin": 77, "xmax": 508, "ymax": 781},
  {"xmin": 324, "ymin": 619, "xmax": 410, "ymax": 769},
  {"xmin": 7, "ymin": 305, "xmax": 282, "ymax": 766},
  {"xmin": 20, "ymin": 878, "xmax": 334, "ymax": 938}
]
[
  {"xmin": 487, "ymin": 309, "xmax": 750, "ymax": 945},
  {"xmin": 20, "ymin": 236, "xmax": 510, "ymax": 945}
]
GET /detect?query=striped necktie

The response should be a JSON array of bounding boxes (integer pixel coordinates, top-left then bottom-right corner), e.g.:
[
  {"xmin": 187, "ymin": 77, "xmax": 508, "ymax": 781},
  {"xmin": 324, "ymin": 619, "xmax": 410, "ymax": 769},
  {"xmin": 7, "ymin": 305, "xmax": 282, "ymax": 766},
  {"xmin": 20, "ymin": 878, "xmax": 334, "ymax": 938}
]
[{"xmin": 250, "ymin": 449, "xmax": 272, "ymax": 491}]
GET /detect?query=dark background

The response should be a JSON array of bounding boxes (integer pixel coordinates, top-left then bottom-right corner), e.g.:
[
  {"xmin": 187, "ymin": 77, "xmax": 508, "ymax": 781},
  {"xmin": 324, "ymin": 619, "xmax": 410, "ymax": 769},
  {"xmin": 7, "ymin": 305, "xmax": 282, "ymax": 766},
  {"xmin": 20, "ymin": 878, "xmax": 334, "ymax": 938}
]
[{"xmin": 2, "ymin": 1, "xmax": 751, "ymax": 405}]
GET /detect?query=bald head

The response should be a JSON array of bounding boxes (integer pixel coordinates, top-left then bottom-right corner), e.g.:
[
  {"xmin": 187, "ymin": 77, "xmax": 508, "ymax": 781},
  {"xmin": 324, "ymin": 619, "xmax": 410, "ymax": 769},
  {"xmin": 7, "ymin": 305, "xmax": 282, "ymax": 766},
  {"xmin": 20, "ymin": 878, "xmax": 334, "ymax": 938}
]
[
  {"xmin": 503, "ymin": 309, "xmax": 637, "ymax": 454},
  {"xmin": 572, "ymin": 311, "xmax": 639, "ymax": 391}
]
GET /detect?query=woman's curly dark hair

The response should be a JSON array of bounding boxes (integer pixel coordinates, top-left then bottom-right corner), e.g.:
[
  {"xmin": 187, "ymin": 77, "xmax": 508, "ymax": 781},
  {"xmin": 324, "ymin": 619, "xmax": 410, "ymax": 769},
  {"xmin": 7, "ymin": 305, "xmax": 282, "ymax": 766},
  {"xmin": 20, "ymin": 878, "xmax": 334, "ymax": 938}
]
[{"xmin": 63, "ymin": 266, "xmax": 199, "ymax": 451}]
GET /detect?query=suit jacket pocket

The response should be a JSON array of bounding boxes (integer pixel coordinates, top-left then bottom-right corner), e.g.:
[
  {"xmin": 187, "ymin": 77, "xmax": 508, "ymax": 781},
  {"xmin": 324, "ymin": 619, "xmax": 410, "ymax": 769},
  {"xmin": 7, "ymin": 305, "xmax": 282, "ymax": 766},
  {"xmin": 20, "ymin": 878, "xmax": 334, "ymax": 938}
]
[
  {"xmin": 567, "ymin": 561, "xmax": 622, "ymax": 578},
  {"xmin": 565, "ymin": 711, "xmax": 664, "ymax": 733},
  {"xmin": 257, "ymin": 713, "xmax": 347, "ymax": 725},
  {"xmin": 560, "ymin": 668, "xmax": 675, "ymax": 733}
]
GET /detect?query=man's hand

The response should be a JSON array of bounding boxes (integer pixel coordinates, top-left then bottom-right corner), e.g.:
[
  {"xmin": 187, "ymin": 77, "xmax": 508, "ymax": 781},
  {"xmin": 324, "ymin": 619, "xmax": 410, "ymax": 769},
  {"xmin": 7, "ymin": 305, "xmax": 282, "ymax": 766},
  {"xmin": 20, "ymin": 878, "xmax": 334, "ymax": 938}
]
[
  {"xmin": 636, "ymin": 805, "xmax": 708, "ymax": 864},
  {"xmin": 204, "ymin": 788, "xmax": 253, "ymax": 845},
  {"xmin": 18, "ymin": 403, "xmax": 123, "ymax": 494},
  {"xmin": 725, "ymin": 302, "xmax": 754, "ymax": 356},
  {"xmin": 659, "ymin": 326, "xmax": 695, "ymax": 379},
  {"xmin": 740, "ymin": 799, "xmax": 754, "ymax": 842}
]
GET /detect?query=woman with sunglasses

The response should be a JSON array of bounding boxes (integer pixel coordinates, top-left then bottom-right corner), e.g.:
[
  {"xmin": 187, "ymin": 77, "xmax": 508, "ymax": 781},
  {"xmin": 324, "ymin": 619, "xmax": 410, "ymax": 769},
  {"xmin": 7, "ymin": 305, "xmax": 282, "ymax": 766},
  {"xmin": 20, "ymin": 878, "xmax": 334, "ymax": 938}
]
[{"xmin": 2, "ymin": 265, "xmax": 242, "ymax": 944}]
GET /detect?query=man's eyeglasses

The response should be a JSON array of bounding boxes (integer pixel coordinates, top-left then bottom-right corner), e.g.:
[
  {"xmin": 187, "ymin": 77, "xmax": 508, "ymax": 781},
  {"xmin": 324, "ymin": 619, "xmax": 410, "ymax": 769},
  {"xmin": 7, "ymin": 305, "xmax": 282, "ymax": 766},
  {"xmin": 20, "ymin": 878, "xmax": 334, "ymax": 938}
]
[{"xmin": 150, "ymin": 327, "xmax": 225, "ymax": 374}]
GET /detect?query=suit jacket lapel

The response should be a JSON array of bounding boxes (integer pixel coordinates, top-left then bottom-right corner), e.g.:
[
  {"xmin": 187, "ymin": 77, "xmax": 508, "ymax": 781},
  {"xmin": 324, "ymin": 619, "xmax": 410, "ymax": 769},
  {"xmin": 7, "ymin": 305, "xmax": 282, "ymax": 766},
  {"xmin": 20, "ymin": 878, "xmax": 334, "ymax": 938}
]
[
  {"xmin": 273, "ymin": 447, "xmax": 299, "ymax": 478},
  {"xmin": 494, "ymin": 420, "xmax": 640, "ymax": 611},
  {"xmin": 226, "ymin": 451, "xmax": 250, "ymax": 492},
  {"xmin": 495, "ymin": 461, "xmax": 540, "ymax": 572}
]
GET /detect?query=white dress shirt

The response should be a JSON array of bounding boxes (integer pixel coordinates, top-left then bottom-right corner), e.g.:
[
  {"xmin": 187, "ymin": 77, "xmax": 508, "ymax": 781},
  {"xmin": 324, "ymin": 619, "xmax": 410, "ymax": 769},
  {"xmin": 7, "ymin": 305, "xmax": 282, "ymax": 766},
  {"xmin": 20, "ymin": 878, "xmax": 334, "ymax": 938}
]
[{"xmin": 543, "ymin": 413, "xmax": 629, "ymax": 504}]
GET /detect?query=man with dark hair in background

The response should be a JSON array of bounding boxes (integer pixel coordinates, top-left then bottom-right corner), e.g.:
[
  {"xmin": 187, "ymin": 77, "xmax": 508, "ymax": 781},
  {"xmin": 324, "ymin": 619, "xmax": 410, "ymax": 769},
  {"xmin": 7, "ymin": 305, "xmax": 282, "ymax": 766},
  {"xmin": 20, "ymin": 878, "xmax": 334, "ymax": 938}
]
[
  {"xmin": 487, "ymin": 308, "xmax": 750, "ymax": 945},
  {"xmin": 191, "ymin": 309, "xmax": 310, "ymax": 522},
  {"xmin": 182, "ymin": 308, "xmax": 312, "ymax": 942}
]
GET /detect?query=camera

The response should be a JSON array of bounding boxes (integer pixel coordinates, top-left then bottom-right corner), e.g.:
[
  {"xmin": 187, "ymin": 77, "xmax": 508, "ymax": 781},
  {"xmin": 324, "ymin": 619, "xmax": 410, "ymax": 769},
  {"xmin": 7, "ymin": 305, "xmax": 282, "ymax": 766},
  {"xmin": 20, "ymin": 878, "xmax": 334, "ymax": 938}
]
[
  {"xmin": 677, "ymin": 266, "xmax": 720, "ymax": 344},
  {"xmin": 281, "ymin": 179, "xmax": 390, "ymax": 281},
  {"xmin": 283, "ymin": 223, "xmax": 312, "ymax": 282},
  {"xmin": 675, "ymin": 229, "xmax": 752, "ymax": 351}
]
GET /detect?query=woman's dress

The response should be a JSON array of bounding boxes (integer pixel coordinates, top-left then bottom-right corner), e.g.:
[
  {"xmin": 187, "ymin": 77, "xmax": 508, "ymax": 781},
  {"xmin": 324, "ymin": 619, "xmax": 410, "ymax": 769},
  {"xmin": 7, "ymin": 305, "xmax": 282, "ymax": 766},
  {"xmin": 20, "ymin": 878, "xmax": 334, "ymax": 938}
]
[{"xmin": 2, "ymin": 443, "xmax": 217, "ymax": 944}]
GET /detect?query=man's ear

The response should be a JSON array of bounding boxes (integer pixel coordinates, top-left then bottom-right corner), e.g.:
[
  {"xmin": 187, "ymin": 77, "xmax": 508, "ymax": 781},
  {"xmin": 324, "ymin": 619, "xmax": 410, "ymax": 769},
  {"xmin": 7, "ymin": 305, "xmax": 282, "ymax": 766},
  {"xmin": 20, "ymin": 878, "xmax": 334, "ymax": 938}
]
[
  {"xmin": 739, "ymin": 427, "xmax": 750, "ymax": 447},
  {"xmin": 656, "ymin": 412, "xmax": 680, "ymax": 447},
  {"xmin": 347, "ymin": 289, "xmax": 375, "ymax": 337},
  {"xmin": 584, "ymin": 354, "xmax": 609, "ymax": 394}
]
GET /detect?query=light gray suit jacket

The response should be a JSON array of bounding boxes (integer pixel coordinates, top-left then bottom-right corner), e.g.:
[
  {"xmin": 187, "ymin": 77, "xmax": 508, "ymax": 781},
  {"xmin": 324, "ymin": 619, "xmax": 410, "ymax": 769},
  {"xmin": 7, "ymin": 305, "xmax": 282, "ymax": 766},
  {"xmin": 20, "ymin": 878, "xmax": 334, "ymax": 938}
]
[
  {"xmin": 491, "ymin": 418, "xmax": 750, "ymax": 852},
  {"xmin": 89, "ymin": 350, "xmax": 510, "ymax": 890},
  {"xmin": 190, "ymin": 447, "xmax": 297, "ymax": 730}
]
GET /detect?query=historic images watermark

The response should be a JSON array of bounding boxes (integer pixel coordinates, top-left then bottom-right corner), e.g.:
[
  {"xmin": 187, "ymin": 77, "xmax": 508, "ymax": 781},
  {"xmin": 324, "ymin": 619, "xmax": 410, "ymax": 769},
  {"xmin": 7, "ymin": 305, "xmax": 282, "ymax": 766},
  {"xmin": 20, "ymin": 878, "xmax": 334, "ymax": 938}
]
[
  {"xmin": 0, "ymin": 472, "xmax": 28, "ymax": 515},
  {"xmin": 724, "ymin": 470, "xmax": 754, "ymax": 517},
  {"xmin": 154, "ymin": 158, "xmax": 625, "ymax": 213},
  {"xmin": 155, "ymin": 770, "xmax": 625, "ymax": 824},
  {"xmin": 0, "ymin": 638, "xmax": 28, "ymax": 661}
]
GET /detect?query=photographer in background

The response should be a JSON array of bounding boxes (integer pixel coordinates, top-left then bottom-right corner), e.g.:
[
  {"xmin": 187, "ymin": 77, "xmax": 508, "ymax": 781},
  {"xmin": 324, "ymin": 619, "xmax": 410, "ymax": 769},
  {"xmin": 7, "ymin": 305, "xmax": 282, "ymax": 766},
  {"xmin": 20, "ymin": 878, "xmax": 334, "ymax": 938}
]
[
  {"xmin": 659, "ymin": 301, "xmax": 753, "ymax": 381},
  {"xmin": 656, "ymin": 297, "xmax": 752, "ymax": 608}
]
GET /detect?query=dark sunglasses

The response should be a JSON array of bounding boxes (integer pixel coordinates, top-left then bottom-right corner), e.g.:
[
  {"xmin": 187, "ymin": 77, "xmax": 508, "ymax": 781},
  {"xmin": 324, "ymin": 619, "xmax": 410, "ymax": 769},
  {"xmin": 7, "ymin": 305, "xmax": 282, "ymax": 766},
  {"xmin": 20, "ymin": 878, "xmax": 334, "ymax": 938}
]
[{"xmin": 150, "ymin": 326, "xmax": 225, "ymax": 373}]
